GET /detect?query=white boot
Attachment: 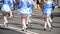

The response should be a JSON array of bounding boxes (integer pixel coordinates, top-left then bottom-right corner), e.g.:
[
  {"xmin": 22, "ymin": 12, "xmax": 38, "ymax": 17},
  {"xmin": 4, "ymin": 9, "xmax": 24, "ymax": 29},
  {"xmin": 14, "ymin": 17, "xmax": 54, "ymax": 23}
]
[
  {"xmin": 47, "ymin": 21, "xmax": 52, "ymax": 31},
  {"xmin": 4, "ymin": 20, "xmax": 8, "ymax": 27},
  {"xmin": 22, "ymin": 22, "xmax": 27, "ymax": 31},
  {"xmin": 44, "ymin": 22, "xmax": 47, "ymax": 30},
  {"xmin": 9, "ymin": 15, "xmax": 13, "ymax": 18}
]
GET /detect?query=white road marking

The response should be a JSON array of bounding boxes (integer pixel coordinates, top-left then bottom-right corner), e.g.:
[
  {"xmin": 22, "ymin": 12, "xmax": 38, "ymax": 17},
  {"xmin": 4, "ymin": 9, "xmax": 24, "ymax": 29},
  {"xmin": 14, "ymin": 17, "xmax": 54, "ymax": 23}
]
[
  {"xmin": 0, "ymin": 24, "xmax": 39, "ymax": 34},
  {"xmin": 0, "ymin": 15, "xmax": 44, "ymax": 34}
]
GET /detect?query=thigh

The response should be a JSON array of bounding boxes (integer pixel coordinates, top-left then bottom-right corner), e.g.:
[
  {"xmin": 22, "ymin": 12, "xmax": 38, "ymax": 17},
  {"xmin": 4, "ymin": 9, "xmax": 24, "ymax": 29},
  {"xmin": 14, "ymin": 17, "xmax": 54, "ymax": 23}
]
[{"xmin": 2, "ymin": 11, "xmax": 9, "ymax": 16}]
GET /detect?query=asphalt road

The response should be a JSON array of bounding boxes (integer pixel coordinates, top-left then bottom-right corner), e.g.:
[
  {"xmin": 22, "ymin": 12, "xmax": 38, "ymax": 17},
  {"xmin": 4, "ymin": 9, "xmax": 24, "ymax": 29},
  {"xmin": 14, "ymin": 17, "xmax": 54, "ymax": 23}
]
[
  {"xmin": 0, "ymin": 8, "xmax": 60, "ymax": 34},
  {"xmin": 0, "ymin": 26, "xmax": 24, "ymax": 34}
]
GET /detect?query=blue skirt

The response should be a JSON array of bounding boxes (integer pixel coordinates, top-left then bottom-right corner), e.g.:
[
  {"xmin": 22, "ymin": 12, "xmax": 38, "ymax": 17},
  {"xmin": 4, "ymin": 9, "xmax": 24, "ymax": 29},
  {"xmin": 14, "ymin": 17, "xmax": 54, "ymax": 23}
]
[
  {"xmin": 9, "ymin": 4, "xmax": 14, "ymax": 10},
  {"xmin": 17, "ymin": 8, "xmax": 32, "ymax": 15},
  {"xmin": 1, "ymin": 4, "xmax": 11, "ymax": 12},
  {"xmin": 43, "ymin": 8, "xmax": 53, "ymax": 16}
]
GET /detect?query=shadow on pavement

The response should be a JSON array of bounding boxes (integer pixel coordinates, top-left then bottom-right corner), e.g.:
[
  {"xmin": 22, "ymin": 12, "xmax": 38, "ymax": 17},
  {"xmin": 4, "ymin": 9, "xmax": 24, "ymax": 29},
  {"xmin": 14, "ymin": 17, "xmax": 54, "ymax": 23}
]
[
  {"xmin": 32, "ymin": 12, "xmax": 60, "ymax": 20},
  {"xmin": 53, "ymin": 25, "xmax": 60, "ymax": 28},
  {"xmin": 31, "ymin": 22, "xmax": 44, "ymax": 27},
  {"xmin": 8, "ymin": 23, "xmax": 22, "ymax": 26},
  {"xmin": 54, "ymin": 12, "xmax": 60, "ymax": 17},
  {"xmin": 28, "ymin": 22, "xmax": 45, "ymax": 31},
  {"xmin": 53, "ymin": 22, "xmax": 60, "ymax": 23},
  {"xmin": 8, "ymin": 23, "xmax": 22, "ymax": 28},
  {"xmin": 32, "ymin": 15, "xmax": 43, "ymax": 19},
  {"xmin": 29, "ymin": 27, "xmax": 45, "ymax": 31},
  {"xmin": 0, "ymin": 26, "xmax": 24, "ymax": 34}
]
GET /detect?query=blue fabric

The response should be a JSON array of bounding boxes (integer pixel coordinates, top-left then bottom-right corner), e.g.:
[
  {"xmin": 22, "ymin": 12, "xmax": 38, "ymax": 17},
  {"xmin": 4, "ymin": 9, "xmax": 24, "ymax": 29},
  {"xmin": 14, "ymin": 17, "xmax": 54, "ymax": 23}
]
[
  {"xmin": 17, "ymin": 0, "xmax": 35, "ymax": 15},
  {"xmin": 3, "ymin": 0, "xmax": 16, "ymax": 10},
  {"xmin": 1, "ymin": 0, "xmax": 16, "ymax": 12},
  {"xmin": 1, "ymin": 0, "xmax": 10, "ymax": 12},
  {"xmin": 43, "ymin": 2, "xmax": 55, "ymax": 16},
  {"xmin": 8, "ymin": 0, "xmax": 16, "ymax": 10},
  {"xmin": 26, "ymin": 0, "xmax": 35, "ymax": 9},
  {"xmin": 1, "ymin": 4, "xmax": 10, "ymax": 12},
  {"xmin": 3, "ymin": 0, "xmax": 9, "ymax": 4}
]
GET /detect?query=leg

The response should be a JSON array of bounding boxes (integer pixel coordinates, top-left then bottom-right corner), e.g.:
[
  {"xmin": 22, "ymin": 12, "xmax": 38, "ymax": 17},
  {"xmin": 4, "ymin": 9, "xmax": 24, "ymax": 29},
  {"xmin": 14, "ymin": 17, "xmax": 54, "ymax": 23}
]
[
  {"xmin": 49, "ymin": 16, "xmax": 52, "ymax": 23},
  {"xmin": 9, "ymin": 11, "xmax": 13, "ymax": 18},
  {"xmin": 26, "ymin": 15, "xmax": 32, "ymax": 28},
  {"xmin": 47, "ymin": 16, "xmax": 52, "ymax": 31},
  {"xmin": 37, "ymin": 4, "xmax": 40, "ymax": 10},
  {"xmin": 44, "ymin": 17, "xmax": 47, "ymax": 30},
  {"xmin": 49, "ymin": 16, "xmax": 53, "ymax": 26},
  {"xmin": 26, "ymin": 15, "xmax": 31, "ymax": 24},
  {"xmin": 21, "ymin": 14, "xmax": 27, "ymax": 31},
  {"xmin": 3, "ymin": 12, "xmax": 8, "ymax": 27}
]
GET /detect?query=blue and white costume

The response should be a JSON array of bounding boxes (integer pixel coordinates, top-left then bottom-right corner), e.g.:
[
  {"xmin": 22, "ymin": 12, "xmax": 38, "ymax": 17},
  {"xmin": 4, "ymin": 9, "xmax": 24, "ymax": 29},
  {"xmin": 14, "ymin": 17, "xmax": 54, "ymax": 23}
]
[
  {"xmin": 17, "ymin": 0, "xmax": 35, "ymax": 15},
  {"xmin": 43, "ymin": 1, "xmax": 55, "ymax": 16},
  {"xmin": 1, "ymin": 0, "xmax": 16, "ymax": 12},
  {"xmin": 9, "ymin": 0, "xmax": 16, "ymax": 10},
  {"xmin": 1, "ymin": 0, "xmax": 10, "ymax": 12}
]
